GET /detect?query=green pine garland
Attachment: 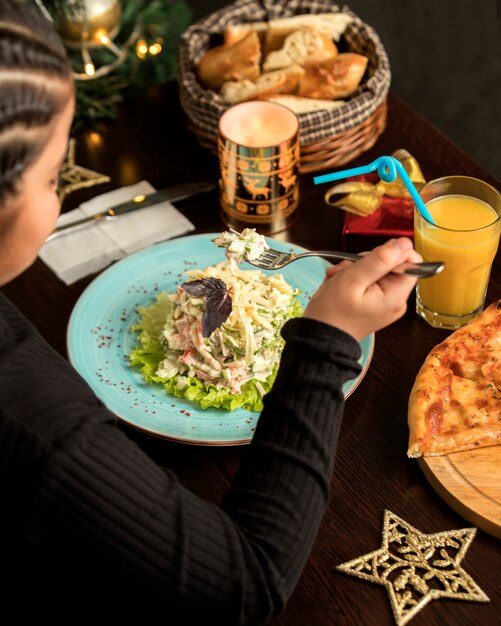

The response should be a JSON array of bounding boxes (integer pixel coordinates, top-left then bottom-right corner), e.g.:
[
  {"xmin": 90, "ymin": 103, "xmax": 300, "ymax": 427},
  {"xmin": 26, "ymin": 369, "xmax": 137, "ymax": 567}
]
[{"xmin": 30, "ymin": 0, "xmax": 192, "ymax": 130}]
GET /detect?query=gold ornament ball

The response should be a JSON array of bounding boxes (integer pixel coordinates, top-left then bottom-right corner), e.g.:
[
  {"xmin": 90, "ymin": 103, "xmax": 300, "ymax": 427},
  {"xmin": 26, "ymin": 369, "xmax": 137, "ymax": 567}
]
[{"xmin": 55, "ymin": 0, "xmax": 122, "ymax": 48}]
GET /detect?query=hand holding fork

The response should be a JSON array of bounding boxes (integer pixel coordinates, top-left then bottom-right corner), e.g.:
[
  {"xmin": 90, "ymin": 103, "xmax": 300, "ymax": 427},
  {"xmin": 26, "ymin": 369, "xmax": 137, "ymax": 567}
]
[
  {"xmin": 246, "ymin": 246, "xmax": 443, "ymax": 277},
  {"xmin": 222, "ymin": 227, "xmax": 443, "ymax": 277}
]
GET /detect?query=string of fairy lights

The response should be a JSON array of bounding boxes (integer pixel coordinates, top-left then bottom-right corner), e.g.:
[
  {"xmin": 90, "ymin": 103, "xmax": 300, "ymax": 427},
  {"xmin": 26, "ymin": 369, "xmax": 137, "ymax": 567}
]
[
  {"xmin": 29, "ymin": 0, "xmax": 192, "ymax": 128},
  {"xmin": 33, "ymin": 0, "xmax": 168, "ymax": 80}
]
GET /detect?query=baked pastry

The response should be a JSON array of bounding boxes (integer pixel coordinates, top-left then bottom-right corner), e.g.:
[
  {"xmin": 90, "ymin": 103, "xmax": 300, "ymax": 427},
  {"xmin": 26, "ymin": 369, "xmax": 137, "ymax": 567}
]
[
  {"xmin": 263, "ymin": 94, "xmax": 345, "ymax": 113},
  {"xmin": 407, "ymin": 300, "xmax": 501, "ymax": 457},
  {"xmin": 220, "ymin": 65, "xmax": 304, "ymax": 104},
  {"xmin": 196, "ymin": 30, "xmax": 261, "ymax": 91},
  {"xmin": 224, "ymin": 21, "xmax": 268, "ymax": 46},
  {"xmin": 297, "ymin": 53, "xmax": 368, "ymax": 99},
  {"xmin": 224, "ymin": 13, "xmax": 352, "ymax": 53},
  {"xmin": 200, "ymin": 14, "xmax": 367, "ymax": 105},
  {"xmin": 264, "ymin": 13, "xmax": 352, "ymax": 53},
  {"xmin": 262, "ymin": 27, "xmax": 338, "ymax": 72}
]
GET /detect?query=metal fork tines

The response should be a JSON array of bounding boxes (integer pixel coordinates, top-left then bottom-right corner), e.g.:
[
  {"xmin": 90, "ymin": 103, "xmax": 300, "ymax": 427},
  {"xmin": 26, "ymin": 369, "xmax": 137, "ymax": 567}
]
[
  {"xmin": 252, "ymin": 249, "xmax": 295, "ymax": 269},
  {"xmin": 248, "ymin": 248, "xmax": 444, "ymax": 278}
]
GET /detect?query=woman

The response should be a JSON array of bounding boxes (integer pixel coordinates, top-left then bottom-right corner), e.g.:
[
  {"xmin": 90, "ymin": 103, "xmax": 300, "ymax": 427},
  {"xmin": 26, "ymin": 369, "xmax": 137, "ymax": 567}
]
[{"xmin": 0, "ymin": 1, "xmax": 422, "ymax": 622}]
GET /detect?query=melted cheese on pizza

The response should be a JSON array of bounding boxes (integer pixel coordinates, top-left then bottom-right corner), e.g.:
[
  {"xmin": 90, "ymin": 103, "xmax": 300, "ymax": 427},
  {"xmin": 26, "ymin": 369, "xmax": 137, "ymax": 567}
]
[{"xmin": 408, "ymin": 300, "xmax": 501, "ymax": 457}]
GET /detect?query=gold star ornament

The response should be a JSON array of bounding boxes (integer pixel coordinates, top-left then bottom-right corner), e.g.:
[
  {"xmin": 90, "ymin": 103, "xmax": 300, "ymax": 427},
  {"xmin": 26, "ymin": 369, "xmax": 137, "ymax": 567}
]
[
  {"xmin": 58, "ymin": 138, "xmax": 110, "ymax": 204},
  {"xmin": 336, "ymin": 510, "xmax": 489, "ymax": 626}
]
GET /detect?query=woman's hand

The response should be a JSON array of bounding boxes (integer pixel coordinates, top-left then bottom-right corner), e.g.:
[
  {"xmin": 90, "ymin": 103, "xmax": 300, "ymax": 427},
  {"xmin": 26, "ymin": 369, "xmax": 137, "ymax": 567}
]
[{"xmin": 303, "ymin": 238, "xmax": 422, "ymax": 341}]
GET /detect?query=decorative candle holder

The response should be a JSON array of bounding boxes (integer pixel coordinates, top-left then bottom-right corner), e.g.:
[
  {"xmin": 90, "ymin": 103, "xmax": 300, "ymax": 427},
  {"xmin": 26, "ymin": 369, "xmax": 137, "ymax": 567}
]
[{"xmin": 218, "ymin": 101, "xmax": 300, "ymax": 235}]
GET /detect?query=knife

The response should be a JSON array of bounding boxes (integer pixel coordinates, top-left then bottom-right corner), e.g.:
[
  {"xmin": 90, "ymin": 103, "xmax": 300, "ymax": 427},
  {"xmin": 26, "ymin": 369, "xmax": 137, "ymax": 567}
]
[{"xmin": 46, "ymin": 180, "xmax": 216, "ymax": 242}]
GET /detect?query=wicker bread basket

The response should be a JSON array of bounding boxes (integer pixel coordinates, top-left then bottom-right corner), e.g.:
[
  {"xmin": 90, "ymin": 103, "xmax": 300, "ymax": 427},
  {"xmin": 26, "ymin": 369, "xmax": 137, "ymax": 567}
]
[{"xmin": 178, "ymin": 0, "xmax": 391, "ymax": 174}]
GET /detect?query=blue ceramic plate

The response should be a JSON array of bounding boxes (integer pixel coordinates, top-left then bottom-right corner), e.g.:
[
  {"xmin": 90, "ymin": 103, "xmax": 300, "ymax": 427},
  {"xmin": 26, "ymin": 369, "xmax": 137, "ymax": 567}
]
[{"xmin": 67, "ymin": 233, "xmax": 374, "ymax": 445}]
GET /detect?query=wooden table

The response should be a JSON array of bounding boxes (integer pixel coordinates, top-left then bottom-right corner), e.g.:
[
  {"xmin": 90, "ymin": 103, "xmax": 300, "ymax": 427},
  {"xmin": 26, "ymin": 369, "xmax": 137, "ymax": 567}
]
[{"xmin": 2, "ymin": 84, "xmax": 500, "ymax": 625}]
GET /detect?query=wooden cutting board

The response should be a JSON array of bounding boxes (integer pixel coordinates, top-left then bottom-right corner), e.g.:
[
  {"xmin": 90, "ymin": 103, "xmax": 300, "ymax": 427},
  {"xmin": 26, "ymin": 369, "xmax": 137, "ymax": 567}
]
[{"xmin": 418, "ymin": 446, "xmax": 501, "ymax": 539}]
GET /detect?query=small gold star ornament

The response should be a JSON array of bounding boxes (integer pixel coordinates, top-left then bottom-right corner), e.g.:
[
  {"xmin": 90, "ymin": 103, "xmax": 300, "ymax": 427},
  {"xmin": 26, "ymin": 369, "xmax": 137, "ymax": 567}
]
[
  {"xmin": 336, "ymin": 510, "xmax": 489, "ymax": 626},
  {"xmin": 58, "ymin": 138, "xmax": 110, "ymax": 204}
]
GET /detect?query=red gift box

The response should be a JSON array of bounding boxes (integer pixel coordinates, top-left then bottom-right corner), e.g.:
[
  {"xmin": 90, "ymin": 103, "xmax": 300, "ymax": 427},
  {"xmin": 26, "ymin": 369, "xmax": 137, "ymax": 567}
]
[{"xmin": 341, "ymin": 173, "xmax": 415, "ymax": 253}]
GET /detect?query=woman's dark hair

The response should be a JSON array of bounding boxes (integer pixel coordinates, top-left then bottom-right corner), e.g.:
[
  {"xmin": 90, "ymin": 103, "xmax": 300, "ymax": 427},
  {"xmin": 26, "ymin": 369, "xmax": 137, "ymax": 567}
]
[{"xmin": 0, "ymin": 0, "xmax": 73, "ymax": 203}]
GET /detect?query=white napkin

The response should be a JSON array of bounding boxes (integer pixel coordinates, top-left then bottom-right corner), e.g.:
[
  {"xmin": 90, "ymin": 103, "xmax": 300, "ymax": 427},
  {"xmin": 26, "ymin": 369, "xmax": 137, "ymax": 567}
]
[{"xmin": 40, "ymin": 180, "xmax": 195, "ymax": 285}]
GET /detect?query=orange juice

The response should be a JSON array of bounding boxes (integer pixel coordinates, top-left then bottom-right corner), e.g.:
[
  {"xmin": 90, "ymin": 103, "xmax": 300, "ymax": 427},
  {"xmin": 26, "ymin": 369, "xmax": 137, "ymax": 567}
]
[{"xmin": 414, "ymin": 193, "xmax": 500, "ymax": 327}]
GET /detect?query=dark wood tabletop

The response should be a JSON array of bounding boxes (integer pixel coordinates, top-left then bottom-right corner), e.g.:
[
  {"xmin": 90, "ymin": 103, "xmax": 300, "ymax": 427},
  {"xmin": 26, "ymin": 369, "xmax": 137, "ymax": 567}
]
[{"xmin": 2, "ymin": 82, "xmax": 500, "ymax": 625}]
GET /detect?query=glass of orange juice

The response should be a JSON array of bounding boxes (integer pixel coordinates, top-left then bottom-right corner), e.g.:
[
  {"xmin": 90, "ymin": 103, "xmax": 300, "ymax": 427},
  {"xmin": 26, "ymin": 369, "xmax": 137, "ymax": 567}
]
[{"xmin": 414, "ymin": 176, "xmax": 501, "ymax": 329}]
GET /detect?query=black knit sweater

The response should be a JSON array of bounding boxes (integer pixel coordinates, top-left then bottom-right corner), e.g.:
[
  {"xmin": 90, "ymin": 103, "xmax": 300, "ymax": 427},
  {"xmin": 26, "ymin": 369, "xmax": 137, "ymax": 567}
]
[{"xmin": 0, "ymin": 293, "xmax": 361, "ymax": 624}]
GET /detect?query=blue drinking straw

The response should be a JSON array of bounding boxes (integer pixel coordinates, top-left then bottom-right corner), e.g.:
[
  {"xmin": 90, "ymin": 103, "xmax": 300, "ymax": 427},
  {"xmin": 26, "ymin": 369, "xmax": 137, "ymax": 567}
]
[{"xmin": 313, "ymin": 155, "xmax": 435, "ymax": 224}]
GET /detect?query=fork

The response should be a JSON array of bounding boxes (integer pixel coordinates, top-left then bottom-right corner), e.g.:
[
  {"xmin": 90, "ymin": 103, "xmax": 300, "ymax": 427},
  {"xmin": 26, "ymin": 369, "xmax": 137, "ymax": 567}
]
[{"xmin": 246, "ymin": 248, "xmax": 444, "ymax": 277}]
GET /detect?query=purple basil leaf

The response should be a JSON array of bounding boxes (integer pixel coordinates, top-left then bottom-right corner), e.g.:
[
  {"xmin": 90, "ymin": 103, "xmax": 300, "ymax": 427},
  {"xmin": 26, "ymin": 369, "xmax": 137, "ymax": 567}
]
[
  {"xmin": 181, "ymin": 277, "xmax": 223, "ymax": 297},
  {"xmin": 203, "ymin": 291, "xmax": 232, "ymax": 337},
  {"xmin": 181, "ymin": 277, "xmax": 232, "ymax": 337}
]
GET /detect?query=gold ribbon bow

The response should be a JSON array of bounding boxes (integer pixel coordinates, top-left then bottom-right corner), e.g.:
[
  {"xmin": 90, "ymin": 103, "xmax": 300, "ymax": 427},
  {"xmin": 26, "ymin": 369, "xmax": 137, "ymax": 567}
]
[{"xmin": 324, "ymin": 149, "xmax": 426, "ymax": 216}]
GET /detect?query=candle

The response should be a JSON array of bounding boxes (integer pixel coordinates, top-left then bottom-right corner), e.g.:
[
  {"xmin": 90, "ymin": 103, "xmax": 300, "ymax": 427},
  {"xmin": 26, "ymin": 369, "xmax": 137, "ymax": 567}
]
[
  {"xmin": 219, "ymin": 101, "xmax": 299, "ymax": 148},
  {"xmin": 218, "ymin": 101, "xmax": 300, "ymax": 235}
]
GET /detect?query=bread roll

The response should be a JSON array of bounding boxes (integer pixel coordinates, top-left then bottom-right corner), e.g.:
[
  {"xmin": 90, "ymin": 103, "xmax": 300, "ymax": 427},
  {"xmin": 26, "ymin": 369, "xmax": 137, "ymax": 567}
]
[
  {"xmin": 263, "ymin": 94, "xmax": 345, "ymax": 113},
  {"xmin": 262, "ymin": 27, "xmax": 338, "ymax": 72},
  {"xmin": 220, "ymin": 65, "xmax": 304, "ymax": 104},
  {"xmin": 224, "ymin": 21, "xmax": 268, "ymax": 46},
  {"xmin": 196, "ymin": 31, "xmax": 261, "ymax": 91},
  {"xmin": 265, "ymin": 12, "xmax": 352, "ymax": 53},
  {"xmin": 298, "ymin": 53, "xmax": 368, "ymax": 99}
]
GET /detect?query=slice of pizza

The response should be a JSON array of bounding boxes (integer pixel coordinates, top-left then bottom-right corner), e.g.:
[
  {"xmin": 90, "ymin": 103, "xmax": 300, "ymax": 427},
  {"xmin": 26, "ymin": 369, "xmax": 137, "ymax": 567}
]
[{"xmin": 407, "ymin": 299, "xmax": 501, "ymax": 457}]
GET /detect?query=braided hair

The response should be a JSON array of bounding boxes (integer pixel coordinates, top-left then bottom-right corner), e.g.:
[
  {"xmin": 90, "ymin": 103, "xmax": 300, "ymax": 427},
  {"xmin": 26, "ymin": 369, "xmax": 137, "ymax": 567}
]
[{"xmin": 0, "ymin": 0, "xmax": 73, "ymax": 203}]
